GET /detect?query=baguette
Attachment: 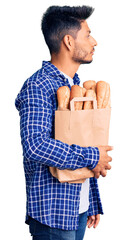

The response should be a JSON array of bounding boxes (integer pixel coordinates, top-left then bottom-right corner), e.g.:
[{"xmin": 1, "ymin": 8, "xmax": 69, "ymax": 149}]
[
  {"xmin": 57, "ymin": 86, "xmax": 70, "ymax": 110},
  {"xmin": 102, "ymin": 83, "xmax": 110, "ymax": 108},
  {"xmin": 83, "ymin": 80, "xmax": 96, "ymax": 92},
  {"xmin": 70, "ymin": 85, "xmax": 86, "ymax": 110},
  {"xmin": 96, "ymin": 81, "xmax": 111, "ymax": 109},
  {"xmin": 106, "ymin": 94, "xmax": 111, "ymax": 108},
  {"xmin": 83, "ymin": 89, "xmax": 96, "ymax": 109}
]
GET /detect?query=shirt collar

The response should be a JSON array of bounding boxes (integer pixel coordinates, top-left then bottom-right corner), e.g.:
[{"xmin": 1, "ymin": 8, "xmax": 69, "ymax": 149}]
[{"xmin": 42, "ymin": 60, "xmax": 80, "ymax": 86}]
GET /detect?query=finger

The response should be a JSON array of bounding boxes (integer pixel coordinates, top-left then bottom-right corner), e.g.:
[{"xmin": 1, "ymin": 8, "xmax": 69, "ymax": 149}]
[
  {"xmin": 88, "ymin": 218, "xmax": 95, "ymax": 228},
  {"xmin": 93, "ymin": 215, "xmax": 100, "ymax": 228},
  {"xmin": 101, "ymin": 169, "xmax": 107, "ymax": 177},
  {"xmin": 105, "ymin": 146, "xmax": 114, "ymax": 152},
  {"xmin": 107, "ymin": 156, "xmax": 112, "ymax": 162},
  {"xmin": 106, "ymin": 163, "xmax": 112, "ymax": 170},
  {"xmin": 88, "ymin": 216, "xmax": 95, "ymax": 228},
  {"xmin": 94, "ymin": 172, "xmax": 100, "ymax": 179},
  {"xmin": 87, "ymin": 217, "xmax": 91, "ymax": 225},
  {"xmin": 87, "ymin": 216, "xmax": 93, "ymax": 225}
]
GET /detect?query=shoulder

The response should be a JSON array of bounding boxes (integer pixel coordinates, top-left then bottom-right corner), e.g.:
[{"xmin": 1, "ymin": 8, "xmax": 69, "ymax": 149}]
[{"xmin": 20, "ymin": 67, "xmax": 53, "ymax": 95}]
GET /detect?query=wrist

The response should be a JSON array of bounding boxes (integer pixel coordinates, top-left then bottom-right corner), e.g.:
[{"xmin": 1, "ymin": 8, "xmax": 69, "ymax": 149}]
[{"xmin": 85, "ymin": 146, "xmax": 100, "ymax": 170}]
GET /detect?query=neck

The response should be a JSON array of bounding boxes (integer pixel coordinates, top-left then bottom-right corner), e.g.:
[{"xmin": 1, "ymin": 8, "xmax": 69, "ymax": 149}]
[{"xmin": 50, "ymin": 53, "xmax": 80, "ymax": 79}]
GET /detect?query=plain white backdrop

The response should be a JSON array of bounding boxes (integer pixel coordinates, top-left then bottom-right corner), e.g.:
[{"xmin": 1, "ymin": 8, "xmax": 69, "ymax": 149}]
[{"xmin": 1, "ymin": 0, "xmax": 128, "ymax": 239}]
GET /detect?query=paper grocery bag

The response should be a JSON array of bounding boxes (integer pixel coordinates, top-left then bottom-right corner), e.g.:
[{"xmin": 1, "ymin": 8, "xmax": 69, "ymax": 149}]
[{"xmin": 49, "ymin": 97, "xmax": 111, "ymax": 183}]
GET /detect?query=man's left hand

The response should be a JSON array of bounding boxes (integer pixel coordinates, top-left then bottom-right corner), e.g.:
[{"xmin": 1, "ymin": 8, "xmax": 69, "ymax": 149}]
[{"xmin": 87, "ymin": 214, "xmax": 100, "ymax": 228}]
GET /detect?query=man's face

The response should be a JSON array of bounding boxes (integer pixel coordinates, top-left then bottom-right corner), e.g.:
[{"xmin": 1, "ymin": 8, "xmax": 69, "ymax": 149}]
[{"xmin": 72, "ymin": 20, "xmax": 97, "ymax": 64}]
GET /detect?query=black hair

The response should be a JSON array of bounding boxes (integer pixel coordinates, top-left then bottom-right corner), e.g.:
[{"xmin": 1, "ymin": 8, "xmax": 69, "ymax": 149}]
[{"xmin": 41, "ymin": 5, "xmax": 94, "ymax": 54}]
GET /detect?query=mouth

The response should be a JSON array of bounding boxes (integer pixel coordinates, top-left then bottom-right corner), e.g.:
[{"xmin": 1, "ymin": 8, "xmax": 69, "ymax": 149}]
[{"xmin": 90, "ymin": 50, "xmax": 95, "ymax": 55}]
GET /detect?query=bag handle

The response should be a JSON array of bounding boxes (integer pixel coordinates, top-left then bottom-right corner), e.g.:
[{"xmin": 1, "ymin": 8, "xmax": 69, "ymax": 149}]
[{"xmin": 70, "ymin": 97, "xmax": 97, "ymax": 111}]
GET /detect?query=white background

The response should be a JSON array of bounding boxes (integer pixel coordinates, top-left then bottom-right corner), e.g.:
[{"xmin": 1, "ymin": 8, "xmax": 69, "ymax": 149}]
[{"xmin": 0, "ymin": 0, "xmax": 128, "ymax": 239}]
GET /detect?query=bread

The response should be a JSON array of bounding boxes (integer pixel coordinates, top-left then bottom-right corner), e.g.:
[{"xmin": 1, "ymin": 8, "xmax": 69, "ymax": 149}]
[
  {"xmin": 106, "ymin": 94, "xmax": 111, "ymax": 108},
  {"xmin": 83, "ymin": 89, "xmax": 96, "ymax": 109},
  {"xmin": 57, "ymin": 86, "xmax": 70, "ymax": 110},
  {"xmin": 70, "ymin": 85, "xmax": 86, "ymax": 110},
  {"xmin": 96, "ymin": 81, "xmax": 110, "ymax": 109},
  {"xmin": 102, "ymin": 83, "xmax": 110, "ymax": 108},
  {"xmin": 83, "ymin": 80, "xmax": 96, "ymax": 92},
  {"xmin": 82, "ymin": 87, "xmax": 86, "ymax": 97},
  {"xmin": 57, "ymin": 81, "xmax": 111, "ymax": 111}
]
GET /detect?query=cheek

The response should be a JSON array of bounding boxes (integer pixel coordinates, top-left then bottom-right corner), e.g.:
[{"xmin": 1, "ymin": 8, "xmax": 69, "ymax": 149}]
[
  {"xmin": 81, "ymin": 39, "xmax": 91, "ymax": 51},
  {"xmin": 85, "ymin": 41, "xmax": 92, "ymax": 50},
  {"xmin": 74, "ymin": 40, "xmax": 91, "ymax": 55}
]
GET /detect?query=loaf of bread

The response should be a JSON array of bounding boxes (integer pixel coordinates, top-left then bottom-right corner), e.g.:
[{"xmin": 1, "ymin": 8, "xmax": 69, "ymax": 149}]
[
  {"xmin": 57, "ymin": 80, "xmax": 111, "ymax": 111},
  {"xmin": 57, "ymin": 86, "xmax": 70, "ymax": 110},
  {"xmin": 83, "ymin": 80, "xmax": 96, "ymax": 92},
  {"xmin": 106, "ymin": 94, "xmax": 111, "ymax": 108},
  {"xmin": 96, "ymin": 81, "xmax": 111, "ymax": 109},
  {"xmin": 102, "ymin": 83, "xmax": 110, "ymax": 108},
  {"xmin": 83, "ymin": 89, "xmax": 96, "ymax": 109},
  {"xmin": 70, "ymin": 85, "xmax": 86, "ymax": 110}
]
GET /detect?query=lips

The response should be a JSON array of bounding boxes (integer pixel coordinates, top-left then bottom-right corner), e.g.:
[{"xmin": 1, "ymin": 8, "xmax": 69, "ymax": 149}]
[
  {"xmin": 90, "ymin": 52, "xmax": 94, "ymax": 55},
  {"xmin": 91, "ymin": 49, "xmax": 95, "ymax": 54}
]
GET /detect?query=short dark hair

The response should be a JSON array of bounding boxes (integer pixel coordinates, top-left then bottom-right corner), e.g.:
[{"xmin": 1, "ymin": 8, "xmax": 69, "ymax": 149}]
[{"xmin": 41, "ymin": 5, "xmax": 94, "ymax": 54}]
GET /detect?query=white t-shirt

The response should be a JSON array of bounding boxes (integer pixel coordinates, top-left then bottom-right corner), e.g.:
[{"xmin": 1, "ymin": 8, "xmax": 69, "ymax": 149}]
[{"xmin": 60, "ymin": 71, "xmax": 89, "ymax": 214}]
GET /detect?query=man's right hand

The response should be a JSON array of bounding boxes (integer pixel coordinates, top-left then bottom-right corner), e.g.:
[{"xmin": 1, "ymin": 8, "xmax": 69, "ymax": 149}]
[{"xmin": 92, "ymin": 145, "xmax": 113, "ymax": 179}]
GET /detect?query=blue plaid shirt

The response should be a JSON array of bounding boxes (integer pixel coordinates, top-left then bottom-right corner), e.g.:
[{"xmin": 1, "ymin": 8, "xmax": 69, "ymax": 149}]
[{"xmin": 15, "ymin": 60, "xmax": 103, "ymax": 230}]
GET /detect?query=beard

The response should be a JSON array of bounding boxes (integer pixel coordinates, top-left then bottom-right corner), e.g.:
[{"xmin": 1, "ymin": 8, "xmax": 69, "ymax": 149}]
[{"xmin": 72, "ymin": 44, "xmax": 93, "ymax": 64}]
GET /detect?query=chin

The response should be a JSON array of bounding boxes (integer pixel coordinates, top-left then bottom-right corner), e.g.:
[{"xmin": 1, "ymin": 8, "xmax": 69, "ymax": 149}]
[
  {"xmin": 81, "ymin": 59, "xmax": 93, "ymax": 64},
  {"xmin": 73, "ymin": 56, "xmax": 93, "ymax": 64}
]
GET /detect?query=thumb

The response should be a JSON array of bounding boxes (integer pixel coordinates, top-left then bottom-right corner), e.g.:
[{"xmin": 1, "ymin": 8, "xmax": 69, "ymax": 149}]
[{"xmin": 104, "ymin": 145, "xmax": 114, "ymax": 151}]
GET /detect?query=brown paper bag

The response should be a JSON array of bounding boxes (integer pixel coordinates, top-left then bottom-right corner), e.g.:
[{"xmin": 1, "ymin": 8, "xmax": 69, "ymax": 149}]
[{"xmin": 49, "ymin": 97, "xmax": 111, "ymax": 183}]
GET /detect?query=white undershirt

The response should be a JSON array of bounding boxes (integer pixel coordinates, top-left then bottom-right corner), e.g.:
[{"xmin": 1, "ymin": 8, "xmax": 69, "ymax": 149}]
[{"xmin": 60, "ymin": 71, "xmax": 89, "ymax": 214}]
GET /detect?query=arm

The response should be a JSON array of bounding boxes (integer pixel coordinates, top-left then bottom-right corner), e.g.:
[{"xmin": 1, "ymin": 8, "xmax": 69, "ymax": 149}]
[{"xmin": 17, "ymin": 81, "xmax": 99, "ymax": 170}]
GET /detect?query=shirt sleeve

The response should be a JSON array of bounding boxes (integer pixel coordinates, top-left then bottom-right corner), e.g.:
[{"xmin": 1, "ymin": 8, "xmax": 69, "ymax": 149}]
[
  {"xmin": 87, "ymin": 178, "xmax": 104, "ymax": 216},
  {"xmin": 16, "ymin": 81, "xmax": 99, "ymax": 170}
]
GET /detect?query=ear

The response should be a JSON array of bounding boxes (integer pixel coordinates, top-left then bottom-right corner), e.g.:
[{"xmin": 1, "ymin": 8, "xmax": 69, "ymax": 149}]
[{"xmin": 63, "ymin": 35, "xmax": 74, "ymax": 51}]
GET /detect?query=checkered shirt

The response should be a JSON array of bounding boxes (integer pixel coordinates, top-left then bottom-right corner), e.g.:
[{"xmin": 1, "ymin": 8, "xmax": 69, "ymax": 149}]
[{"xmin": 15, "ymin": 60, "xmax": 103, "ymax": 230}]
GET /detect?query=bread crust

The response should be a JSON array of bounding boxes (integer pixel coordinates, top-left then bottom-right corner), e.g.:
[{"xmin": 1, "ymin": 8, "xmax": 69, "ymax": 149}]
[
  {"xmin": 83, "ymin": 89, "xmax": 96, "ymax": 109},
  {"xmin": 96, "ymin": 81, "xmax": 107, "ymax": 108},
  {"xmin": 83, "ymin": 80, "xmax": 96, "ymax": 92},
  {"xmin": 57, "ymin": 86, "xmax": 70, "ymax": 110},
  {"xmin": 70, "ymin": 85, "xmax": 85, "ymax": 110},
  {"xmin": 102, "ymin": 83, "xmax": 110, "ymax": 108}
]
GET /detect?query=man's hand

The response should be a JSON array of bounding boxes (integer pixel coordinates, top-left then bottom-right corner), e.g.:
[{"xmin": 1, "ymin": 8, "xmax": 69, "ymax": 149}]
[
  {"xmin": 92, "ymin": 145, "xmax": 113, "ymax": 178},
  {"xmin": 87, "ymin": 214, "xmax": 100, "ymax": 228}
]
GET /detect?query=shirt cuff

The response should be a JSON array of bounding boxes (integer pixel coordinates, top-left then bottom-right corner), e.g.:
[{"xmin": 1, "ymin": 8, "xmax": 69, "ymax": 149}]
[{"xmin": 82, "ymin": 146, "xmax": 100, "ymax": 170}]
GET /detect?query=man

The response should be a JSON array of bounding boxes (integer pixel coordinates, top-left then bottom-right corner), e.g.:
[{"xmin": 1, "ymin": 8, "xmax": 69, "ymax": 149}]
[{"xmin": 15, "ymin": 5, "xmax": 113, "ymax": 240}]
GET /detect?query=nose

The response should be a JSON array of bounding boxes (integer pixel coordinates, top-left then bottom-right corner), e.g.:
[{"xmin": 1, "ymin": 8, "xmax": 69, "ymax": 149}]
[{"xmin": 91, "ymin": 36, "xmax": 97, "ymax": 46}]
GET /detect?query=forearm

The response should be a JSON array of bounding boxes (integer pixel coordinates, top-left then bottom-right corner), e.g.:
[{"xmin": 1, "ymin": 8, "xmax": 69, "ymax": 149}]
[{"xmin": 22, "ymin": 133, "xmax": 99, "ymax": 170}]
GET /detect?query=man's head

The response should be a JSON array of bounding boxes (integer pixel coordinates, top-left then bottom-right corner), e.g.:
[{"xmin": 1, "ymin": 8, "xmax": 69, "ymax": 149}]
[{"xmin": 41, "ymin": 5, "xmax": 97, "ymax": 64}]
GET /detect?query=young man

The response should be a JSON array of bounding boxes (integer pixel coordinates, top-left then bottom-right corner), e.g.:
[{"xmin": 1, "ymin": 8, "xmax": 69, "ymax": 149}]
[{"xmin": 15, "ymin": 5, "xmax": 113, "ymax": 240}]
